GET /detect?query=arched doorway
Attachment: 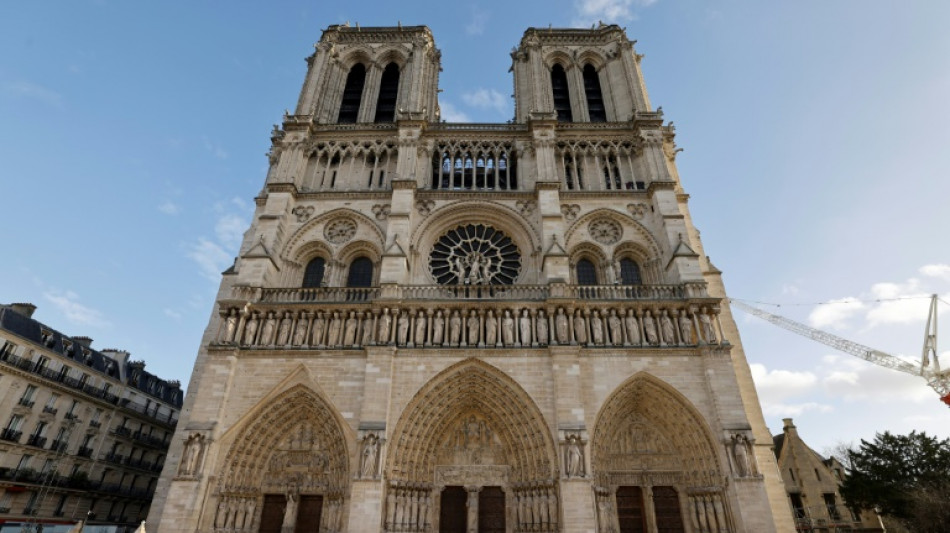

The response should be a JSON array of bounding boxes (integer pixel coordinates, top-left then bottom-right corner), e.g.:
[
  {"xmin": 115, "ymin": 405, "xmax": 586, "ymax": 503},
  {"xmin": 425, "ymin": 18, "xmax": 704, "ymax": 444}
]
[
  {"xmin": 591, "ymin": 374, "xmax": 733, "ymax": 533},
  {"xmin": 213, "ymin": 384, "xmax": 350, "ymax": 532},
  {"xmin": 385, "ymin": 359, "xmax": 559, "ymax": 532}
]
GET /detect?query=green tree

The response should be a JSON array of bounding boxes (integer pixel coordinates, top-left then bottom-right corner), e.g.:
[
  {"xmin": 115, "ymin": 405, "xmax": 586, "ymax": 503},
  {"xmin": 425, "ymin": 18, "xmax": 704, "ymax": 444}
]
[{"xmin": 840, "ymin": 431, "xmax": 950, "ymax": 532}]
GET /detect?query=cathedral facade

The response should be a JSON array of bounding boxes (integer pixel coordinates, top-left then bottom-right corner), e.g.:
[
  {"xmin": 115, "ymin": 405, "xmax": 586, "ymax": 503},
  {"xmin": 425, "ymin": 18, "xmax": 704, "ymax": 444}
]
[{"xmin": 148, "ymin": 25, "xmax": 795, "ymax": 533}]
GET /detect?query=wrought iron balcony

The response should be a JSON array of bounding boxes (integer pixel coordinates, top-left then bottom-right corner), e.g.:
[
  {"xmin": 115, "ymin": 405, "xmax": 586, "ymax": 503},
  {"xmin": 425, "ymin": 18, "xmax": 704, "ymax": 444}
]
[
  {"xmin": 43, "ymin": 405, "xmax": 58, "ymax": 415},
  {"xmin": 50, "ymin": 439, "xmax": 68, "ymax": 452},
  {"xmin": 0, "ymin": 428, "xmax": 22, "ymax": 442},
  {"xmin": 78, "ymin": 446, "xmax": 94, "ymax": 458},
  {"xmin": 26, "ymin": 434, "xmax": 47, "ymax": 448},
  {"xmin": 18, "ymin": 397, "xmax": 35, "ymax": 408}
]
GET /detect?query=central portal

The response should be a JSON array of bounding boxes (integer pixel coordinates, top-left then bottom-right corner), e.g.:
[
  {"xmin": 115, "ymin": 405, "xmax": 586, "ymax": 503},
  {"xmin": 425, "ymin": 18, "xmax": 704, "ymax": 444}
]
[{"xmin": 438, "ymin": 485, "xmax": 506, "ymax": 533}]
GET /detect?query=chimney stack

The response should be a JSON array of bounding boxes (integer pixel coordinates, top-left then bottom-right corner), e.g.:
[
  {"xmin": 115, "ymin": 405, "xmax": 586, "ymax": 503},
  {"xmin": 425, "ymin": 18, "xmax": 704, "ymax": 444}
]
[{"xmin": 9, "ymin": 303, "xmax": 37, "ymax": 318}]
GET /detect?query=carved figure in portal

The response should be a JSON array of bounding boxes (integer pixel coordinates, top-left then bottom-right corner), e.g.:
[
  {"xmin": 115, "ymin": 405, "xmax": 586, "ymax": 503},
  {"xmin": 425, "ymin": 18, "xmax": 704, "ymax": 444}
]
[
  {"xmin": 293, "ymin": 313, "xmax": 308, "ymax": 346},
  {"xmin": 566, "ymin": 434, "xmax": 584, "ymax": 478},
  {"xmin": 361, "ymin": 434, "xmax": 380, "ymax": 479},
  {"xmin": 625, "ymin": 309, "xmax": 640, "ymax": 345},
  {"xmin": 312, "ymin": 312, "xmax": 326, "ymax": 346},
  {"xmin": 327, "ymin": 312, "xmax": 343, "ymax": 347},
  {"xmin": 608, "ymin": 310, "xmax": 623, "ymax": 345},
  {"xmin": 361, "ymin": 313, "xmax": 374, "ymax": 345},
  {"xmin": 520, "ymin": 309, "xmax": 531, "ymax": 346},
  {"xmin": 485, "ymin": 310, "xmax": 497, "ymax": 345},
  {"xmin": 243, "ymin": 313, "xmax": 259, "ymax": 345},
  {"xmin": 643, "ymin": 311, "xmax": 658, "ymax": 345},
  {"xmin": 536, "ymin": 310, "xmax": 549, "ymax": 345},
  {"xmin": 502, "ymin": 310, "xmax": 515, "ymax": 346},
  {"xmin": 467, "ymin": 310, "xmax": 480, "ymax": 345},
  {"xmin": 277, "ymin": 312, "xmax": 292, "ymax": 346},
  {"xmin": 415, "ymin": 310, "xmax": 427, "ymax": 345},
  {"xmin": 573, "ymin": 311, "xmax": 588, "ymax": 344},
  {"xmin": 660, "ymin": 312, "xmax": 676, "ymax": 345},
  {"xmin": 344, "ymin": 312, "xmax": 359, "ymax": 346},
  {"xmin": 282, "ymin": 483, "xmax": 299, "ymax": 532},
  {"xmin": 732, "ymin": 434, "xmax": 753, "ymax": 477},
  {"xmin": 377, "ymin": 308, "xmax": 392, "ymax": 344},
  {"xmin": 555, "ymin": 308, "xmax": 569, "ymax": 344},
  {"xmin": 700, "ymin": 311, "xmax": 717, "ymax": 343},
  {"xmin": 223, "ymin": 308, "xmax": 238, "ymax": 343},
  {"xmin": 178, "ymin": 433, "xmax": 207, "ymax": 477},
  {"xmin": 397, "ymin": 310, "xmax": 410, "ymax": 345},
  {"xmin": 260, "ymin": 311, "xmax": 277, "ymax": 346},
  {"xmin": 432, "ymin": 310, "xmax": 445, "ymax": 345},
  {"xmin": 679, "ymin": 311, "xmax": 693, "ymax": 345},
  {"xmin": 590, "ymin": 311, "xmax": 604, "ymax": 345},
  {"xmin": 449, "ymin": 310, "xmax": 462, "ymax": 346}
]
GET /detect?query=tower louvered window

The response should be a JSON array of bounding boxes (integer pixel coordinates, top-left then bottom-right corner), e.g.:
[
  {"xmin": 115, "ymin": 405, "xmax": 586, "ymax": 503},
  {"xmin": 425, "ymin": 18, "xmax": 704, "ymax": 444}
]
[
  {"xmin": 338, "ymin": 64, "xmax": 366, "ymax": 123},
  {"xmin": 551, "ymin": 64, "xmax": 573, "ymax": 122},
  {"xmin": 374, "ymin": 63, "xmax": 399, "ymax": 123},
  {"xmin": 584, "ymin": 64, "xmax": 606, "ymax": 122}
]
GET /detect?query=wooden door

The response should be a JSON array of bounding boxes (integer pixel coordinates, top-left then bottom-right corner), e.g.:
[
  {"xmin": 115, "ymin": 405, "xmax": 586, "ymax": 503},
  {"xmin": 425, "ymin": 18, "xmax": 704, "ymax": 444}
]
[
  {"xmin": 259, "ymin": 494, "xmax": 286, "ymax": 533},
  {"xmin": 478, "ymin": 486, "xmax": 505, "ymax": 533},
  {"xmin": 616, "ymin": 486, "xmax": 646, "ymax": 533},
  {"xmin": 652, "ymin": 486, "xmax": 685, "ymax": 533},
  {"xmin": 439, "ymin": 485, "xmax": 468, "ymax": 533},
  {"xmin": 295, "ymin": 495, "xmax": 324, "ymax": 533}
]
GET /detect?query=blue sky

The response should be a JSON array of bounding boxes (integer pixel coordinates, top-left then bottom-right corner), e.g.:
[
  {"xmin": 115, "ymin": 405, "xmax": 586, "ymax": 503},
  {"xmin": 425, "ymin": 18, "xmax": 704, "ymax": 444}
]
[{"xmin": 2, "ymin": 1, "xmax": 948, "ymax": 453}]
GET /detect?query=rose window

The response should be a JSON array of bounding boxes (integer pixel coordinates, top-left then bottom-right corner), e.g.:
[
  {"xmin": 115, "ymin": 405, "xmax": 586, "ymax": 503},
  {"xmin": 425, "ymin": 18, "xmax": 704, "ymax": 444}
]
[{"xmin": 429, "ymin": 224, "xmax": 521, "ymax": 285}]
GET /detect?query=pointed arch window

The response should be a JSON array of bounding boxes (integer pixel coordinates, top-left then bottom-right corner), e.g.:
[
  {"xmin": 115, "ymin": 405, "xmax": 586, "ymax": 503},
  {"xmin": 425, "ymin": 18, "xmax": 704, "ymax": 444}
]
[
  {"xmin": 619, "ymin": 258, "xmax": 642, "ymax": 285},
  {"xmin": 551, "ymin": 64, "xmax": 573, "ymax": 122},
  {"xmin": 302, "ymin": 257, "xmax": 326, "ymax": 288},
  {"xmin": 583, "ymin": 64, "xmax": 607, "ymax": 122},
  {"xmin": 338, "ymin": 64, "xmax": 366, "ymax": 123},
  {"xmin": 346, "ymin": 257, "xmax": 374, "ymax": 288},
  {"xmin": 576, "ymin": 258, "xmax": 598, "ymax": 285},
  {"xmin": 374, "ymin": 63, "xmax": 400, "ymax": 123}
]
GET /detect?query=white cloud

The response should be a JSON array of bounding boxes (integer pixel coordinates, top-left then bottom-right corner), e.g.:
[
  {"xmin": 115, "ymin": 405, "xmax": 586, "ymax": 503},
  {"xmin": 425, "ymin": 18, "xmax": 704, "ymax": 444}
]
[
  {"xmin": 461, "ymin": 88, "xmax": 510, "ymax": 118},
  {"xmin": 1, "ymin": 80, "xmax": 63, "ymax": 107},
  {"xmin": 163, "ymin": 308, "xmax": 183, "ymax": 320},
  {"xmin": 808, "ymin": 297, "xmax": 865, "ymax": 329},
  {"xmin": 920, "ymin": 264, "xmax": 950, "ymax": 282},
  {"xmin": 750, "ymin": 364, "xmax": 818, "ymax": 401},
  {"xmin": 781, "ymin": 283, "xmax": 800, "ymax": 295},
  {"xmin": 572, "ymin": 0, "xmax": 657, "ymax": 26},
  {"xmin": 215, "ymin": 213, "xmax": 247, "ymax": 250},
  {"xmin": 440, "ymin": 101, "xmax": 471, "ymax": 122},
  {"xmin": 761, "ymin": 402, "xmax": 833, "ymax": 418},
  {"xmin": 817, "ymin": 355, "xmax": 934, "ymax": 404},
  {"xmin": 465, "ymin": 6, "xmax": 489, "ymax": 36},
  {"xmin": 187, "ymin": 238, "xmax": 232, "ymax": 282},
  {"xmin": 158, "ymin": 201, "xmax": 180, "ymax": 215},
  {"xmin": 202, "ymin": 136, "xmax": 229, "ymax": 160},
  {"xmin": 43, "ymin": 290, "xmax": 111, "ymax": 328}
]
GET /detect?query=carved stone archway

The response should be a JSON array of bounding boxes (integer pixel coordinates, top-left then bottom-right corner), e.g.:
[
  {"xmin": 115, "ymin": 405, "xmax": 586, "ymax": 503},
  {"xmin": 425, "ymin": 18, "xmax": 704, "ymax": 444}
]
[
  {"xmin": 214, "ymin": 384, "xmax": 350, "ymax": 533},
  {"xmin": 591, "ymin": 373, "xmax": 732, "ymax": 533},
  {"xmin": 385, "ymin": 359, "xmax": 559, "ymax": 532}
]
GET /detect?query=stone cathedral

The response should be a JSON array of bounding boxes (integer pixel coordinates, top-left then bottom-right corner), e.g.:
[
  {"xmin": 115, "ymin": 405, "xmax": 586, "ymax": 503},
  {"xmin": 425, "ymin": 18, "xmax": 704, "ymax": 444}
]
[{"xmin": 149, "ymin": 24, "xmax": 795, "ymax": 533}]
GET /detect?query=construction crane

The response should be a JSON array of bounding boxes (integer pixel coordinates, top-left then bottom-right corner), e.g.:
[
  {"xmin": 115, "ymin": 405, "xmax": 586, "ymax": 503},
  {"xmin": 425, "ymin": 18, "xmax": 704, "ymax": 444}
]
[{"xmin": 730, "ymin": 295, "xmax": 950, "ymax": 407}]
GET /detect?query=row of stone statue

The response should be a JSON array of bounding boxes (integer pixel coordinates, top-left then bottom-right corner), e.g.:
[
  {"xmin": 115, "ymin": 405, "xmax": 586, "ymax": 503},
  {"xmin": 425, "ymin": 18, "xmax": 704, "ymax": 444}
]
[
  {"xmin": 385, "ymin": 483, "xmax": 432, "ymax": 532},
  {"xmin": 219, "ymin": 305, "xmax": 722, "ymax": 349},
  {"xmin": 512, "ymin": 485, "xmax": 560, "ymax": 532},
  {"xmin": 213, "ymin": 495, "xmax": 257, "ymax": 532}
]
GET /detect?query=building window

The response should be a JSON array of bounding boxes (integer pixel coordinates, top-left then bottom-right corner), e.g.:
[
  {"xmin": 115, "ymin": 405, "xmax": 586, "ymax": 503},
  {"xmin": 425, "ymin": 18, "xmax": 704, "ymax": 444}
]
[
  {"xmin": 576, "ymin": 259, "xmax": 598, "ymax": 285},
  {"xmin": 46, "ymin": 393, "xmax": 60, "ymax": 410},
  {"xmin": 619, "ymin": 258, "xmax": 642, "ymax": 285},
  {"xmin": 0, "ymin": 341, "xmax": 18, "ymax": 359},
  {"xmin": 16, "ymin": 454, "xmax": 32, "ymax": 472},
  {"xmin": 346, "ymin": 257, "xmax": 374, "ymax": 288},
  {"xmin": 374, "ymin": 62, "xmax": 400, "ymax": 123},
  {"xmin": 303, "ymin": 257, "xmax": 326, "ymax": 288},
  {"xmin": 338, "ymin": 63, "xmax": 367, "ymax": 123},
  {"xmin": 20, "ymin": 385, "xmax": 37, "ymax": 406},
  {"xmin": 583, "ymin": 64, "xmax": 606, "ymax": 122},
  {"xmin": 789, "ymin": 493, "xmax": 805, "ymax": 520},
  {"xmin": 34, "ymin": 356, "xmax": 50, "ymax": 373},
  {"xmin": 551, "ymin": 64, "xmax": 573, "ymax": 122},
  {"xmin": 54, "ymin": 494, "xmax": 68, "ymax": 516},
  {"xmin": 823, "ymin": 493, "xmax": 842, "ymax": 521}
]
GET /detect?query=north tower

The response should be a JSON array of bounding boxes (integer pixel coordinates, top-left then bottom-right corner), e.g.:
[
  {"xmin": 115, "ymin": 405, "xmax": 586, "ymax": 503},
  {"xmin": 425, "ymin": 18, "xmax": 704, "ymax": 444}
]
[{"xmin": 149, "ymin": 24, "xmax": 795, "ymax": 532}]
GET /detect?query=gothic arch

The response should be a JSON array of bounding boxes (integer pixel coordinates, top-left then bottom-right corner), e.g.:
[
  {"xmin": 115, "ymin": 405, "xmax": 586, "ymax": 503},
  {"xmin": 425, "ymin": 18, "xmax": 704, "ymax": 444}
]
[
  {"xmin": 281, "ymin": 207, "xmax": 385, "ymax": 262},
  {"xmin": 339, "ymin": 48, "xmax": 373, "ymax": 70},
  {"xmin": 563, "ymin": 207, "xmax": 663, "ymax": 259},
  {"xmin": 216, "ymin": 379, "xmax": 352, "ymax": 498},
  {"xmin": 591, "ymin": 372, "xmax": 724, "ymax": 488},
  {"xmin": 543, "ymin": 51, "xmax": 575, "ymax": 71},
  {"xmin": 386, "ymin": 358, "xmax": 557, "ymax": 483},
  {"xmin": 576, "ymin": 51, "xmax": 607, "ymax": 71},
  {"xmin": 374, "ymin": 47, "xmax": 409, "ymax": 70}
]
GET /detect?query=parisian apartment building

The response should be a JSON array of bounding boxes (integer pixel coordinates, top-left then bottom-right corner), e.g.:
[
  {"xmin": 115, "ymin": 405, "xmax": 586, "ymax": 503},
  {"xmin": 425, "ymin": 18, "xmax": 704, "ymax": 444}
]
[{"xmin": 0, "ymin": 302, "xmax": 183, "ymax": 530}]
